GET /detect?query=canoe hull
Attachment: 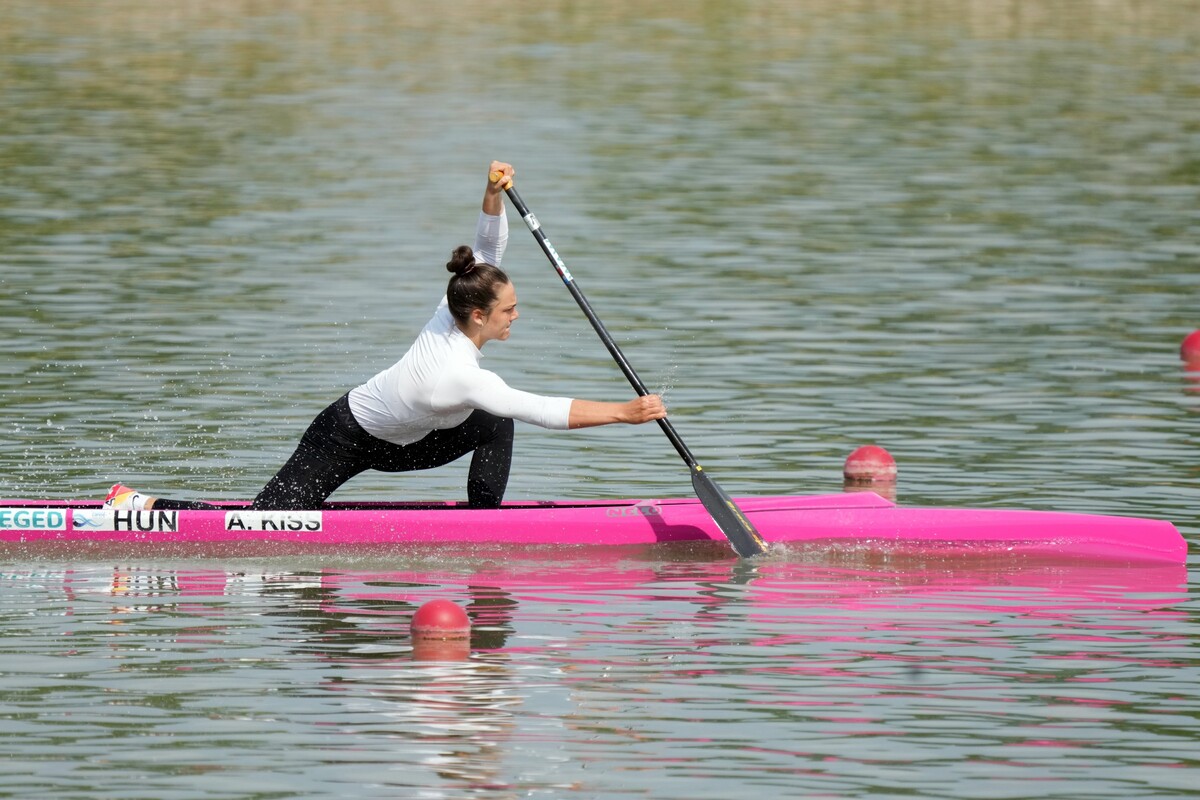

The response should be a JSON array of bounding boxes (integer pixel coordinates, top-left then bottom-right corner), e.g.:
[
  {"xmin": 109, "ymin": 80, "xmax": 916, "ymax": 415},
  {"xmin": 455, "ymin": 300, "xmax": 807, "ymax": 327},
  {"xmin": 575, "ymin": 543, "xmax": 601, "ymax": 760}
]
[{"xmin": 0, "ymin": 492, "xmax": 1185, "ymax": 563}]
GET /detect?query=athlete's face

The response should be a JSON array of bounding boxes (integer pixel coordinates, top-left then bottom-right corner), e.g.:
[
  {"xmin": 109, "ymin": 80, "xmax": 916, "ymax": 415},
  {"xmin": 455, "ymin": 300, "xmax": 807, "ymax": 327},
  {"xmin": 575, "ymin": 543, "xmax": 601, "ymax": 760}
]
[{"xmin": 478, "ymin": 281, "xmax": 519, "ymax": 343}]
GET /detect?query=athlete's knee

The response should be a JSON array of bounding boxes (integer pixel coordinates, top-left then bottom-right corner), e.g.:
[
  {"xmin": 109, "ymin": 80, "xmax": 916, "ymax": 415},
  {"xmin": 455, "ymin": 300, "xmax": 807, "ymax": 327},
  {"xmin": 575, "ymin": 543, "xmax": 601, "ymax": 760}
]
[
  {"xmin": 252, "ymin": 470, "xmax": 335, "ymax": 510},
  {"xmin": 251, "ymin": 480, "xmax": 311, "ymax": 510},
  {"xmin": 482, "ymin": 413, "xmax": 514, "ymax": 445},
  {"xmin": 467, "ymin": 409, "xmax": 512, "ymax": 437}
]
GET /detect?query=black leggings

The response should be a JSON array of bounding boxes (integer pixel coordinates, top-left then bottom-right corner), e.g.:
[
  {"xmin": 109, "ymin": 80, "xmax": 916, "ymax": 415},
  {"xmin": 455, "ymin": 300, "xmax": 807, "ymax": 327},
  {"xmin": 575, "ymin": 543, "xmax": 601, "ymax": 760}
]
[{"xmin": 152, "ymin": 394, "xmax": 514, "ymax": 510}]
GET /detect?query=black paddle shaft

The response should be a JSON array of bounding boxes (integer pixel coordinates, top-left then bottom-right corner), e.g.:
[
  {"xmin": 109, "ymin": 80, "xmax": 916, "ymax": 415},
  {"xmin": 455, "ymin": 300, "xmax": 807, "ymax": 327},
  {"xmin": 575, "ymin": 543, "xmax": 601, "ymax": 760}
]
[
  {"xmin": 502, "ymin": 186, "xmax": 693, "ymax": 462},
  {"xmin": 502, "ymin": 183, "xmax": 767, "ymax": 557}
]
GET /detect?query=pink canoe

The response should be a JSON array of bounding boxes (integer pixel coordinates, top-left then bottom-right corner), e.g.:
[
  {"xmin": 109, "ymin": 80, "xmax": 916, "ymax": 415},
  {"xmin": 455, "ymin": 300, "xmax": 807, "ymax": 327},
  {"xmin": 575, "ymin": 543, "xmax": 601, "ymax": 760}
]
[{"xmin": 0, "ymin": 492, "xmax": 1185, "ymax": 563}]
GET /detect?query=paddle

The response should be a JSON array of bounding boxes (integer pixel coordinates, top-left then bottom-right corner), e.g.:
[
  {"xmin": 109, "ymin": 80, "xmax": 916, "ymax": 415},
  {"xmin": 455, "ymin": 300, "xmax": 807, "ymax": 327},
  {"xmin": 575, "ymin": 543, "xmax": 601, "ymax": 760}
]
[{"xmin": 493, "ymin": 174, "xmax": 767, "ymax": 558}]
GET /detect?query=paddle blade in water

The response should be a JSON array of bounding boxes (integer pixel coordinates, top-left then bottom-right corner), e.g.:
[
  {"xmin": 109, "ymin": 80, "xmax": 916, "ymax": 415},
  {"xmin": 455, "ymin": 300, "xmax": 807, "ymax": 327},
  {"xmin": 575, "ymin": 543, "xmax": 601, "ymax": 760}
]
[{"xmin": 690, "ymin": 467, "xmax": 767, "ymax": 557}]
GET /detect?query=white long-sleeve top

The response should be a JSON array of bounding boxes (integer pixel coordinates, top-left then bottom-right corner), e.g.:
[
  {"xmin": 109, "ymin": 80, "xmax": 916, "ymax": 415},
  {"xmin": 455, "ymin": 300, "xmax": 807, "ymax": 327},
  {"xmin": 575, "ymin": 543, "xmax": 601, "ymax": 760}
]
[{"xmin": 347, "ymin": 210, "xmax": 573, "ymax": 446}]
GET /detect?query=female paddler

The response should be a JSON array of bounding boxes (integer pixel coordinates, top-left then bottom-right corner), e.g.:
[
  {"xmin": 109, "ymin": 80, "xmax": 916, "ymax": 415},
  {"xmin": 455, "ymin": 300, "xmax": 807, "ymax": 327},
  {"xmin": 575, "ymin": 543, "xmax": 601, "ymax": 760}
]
[{"xmin": 106, "ymin": 161, "xmax": 667, "ymax": 511}]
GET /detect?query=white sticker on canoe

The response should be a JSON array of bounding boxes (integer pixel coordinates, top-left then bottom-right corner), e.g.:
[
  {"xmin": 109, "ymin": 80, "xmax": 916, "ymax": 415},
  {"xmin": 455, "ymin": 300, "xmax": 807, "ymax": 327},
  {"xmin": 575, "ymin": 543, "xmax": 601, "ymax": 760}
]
[
  {"xmin": 0, "ymin": 508, "xmax": 68, "ymax": 530},
  {"xmin": 224, "ymin": 511, "xmax": 322, "ymax": 532},
  {"xmin": 72, "ymin": 509, "xmax": 179, "ymax": 532}
]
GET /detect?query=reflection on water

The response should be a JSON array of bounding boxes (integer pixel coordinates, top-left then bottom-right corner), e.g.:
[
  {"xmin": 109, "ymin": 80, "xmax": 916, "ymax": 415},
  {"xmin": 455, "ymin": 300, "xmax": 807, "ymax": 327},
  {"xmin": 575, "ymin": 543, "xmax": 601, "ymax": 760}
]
[
  {"xmin": 0, "ymin": 552, "xmax": 1192, "ymax": 797},
  {"xmin": 1184, "ymin": 360, "xmax": 1200, "ymax": 396}
]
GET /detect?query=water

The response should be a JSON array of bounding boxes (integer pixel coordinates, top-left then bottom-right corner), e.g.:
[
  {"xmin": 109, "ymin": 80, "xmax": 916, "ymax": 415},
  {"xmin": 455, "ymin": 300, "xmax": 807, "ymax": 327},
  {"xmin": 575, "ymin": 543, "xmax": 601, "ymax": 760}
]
[
  {"xmin": 2, "ymin": 1, "xmax": 1199, "ymax": 797},
  {"xmin": 2, "ymin": 553, "xmax": 1194, "ymax": 799}
]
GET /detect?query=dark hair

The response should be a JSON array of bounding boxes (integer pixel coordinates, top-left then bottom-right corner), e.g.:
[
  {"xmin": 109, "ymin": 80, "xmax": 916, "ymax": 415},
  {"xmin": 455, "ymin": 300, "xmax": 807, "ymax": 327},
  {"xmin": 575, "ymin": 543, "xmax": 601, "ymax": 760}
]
[{"xmin": 445, "ymin": 245, "xmax": 510, "ymax": 325}]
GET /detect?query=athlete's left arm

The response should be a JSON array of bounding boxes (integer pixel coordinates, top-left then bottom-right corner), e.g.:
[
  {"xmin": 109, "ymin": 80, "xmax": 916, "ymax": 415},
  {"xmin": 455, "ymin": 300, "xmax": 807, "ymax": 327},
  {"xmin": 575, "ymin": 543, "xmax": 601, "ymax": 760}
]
[{"xmin": 436, "ymin": 367, "xmax": 572, "ymax": 430}]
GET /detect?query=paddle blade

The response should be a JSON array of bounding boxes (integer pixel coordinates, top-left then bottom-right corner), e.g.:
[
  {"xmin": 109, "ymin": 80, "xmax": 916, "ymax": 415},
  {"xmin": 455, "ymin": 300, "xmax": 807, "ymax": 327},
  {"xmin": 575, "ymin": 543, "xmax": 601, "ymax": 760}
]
[{"xmin": 690, "ymin": 466, "xmax": 767, "ymax": 557}]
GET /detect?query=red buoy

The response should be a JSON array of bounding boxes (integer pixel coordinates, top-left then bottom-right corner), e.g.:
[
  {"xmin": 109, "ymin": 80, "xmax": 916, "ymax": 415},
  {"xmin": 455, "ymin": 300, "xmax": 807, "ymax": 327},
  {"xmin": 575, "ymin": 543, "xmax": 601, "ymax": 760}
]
[
  {"xmin": 411, "ymin": 599, "xmax": 471, "ymax": 661},
  {"xmin": 411, "ymin": 599, "xmax": 471, "ymax": 637},
  {"xmin": 1181, "ymin": 330, "xmax": 1200, "ymax": 362},
  {"xmin": 843, "ymin": 445, "xmax": 897, "ymax": 483}
]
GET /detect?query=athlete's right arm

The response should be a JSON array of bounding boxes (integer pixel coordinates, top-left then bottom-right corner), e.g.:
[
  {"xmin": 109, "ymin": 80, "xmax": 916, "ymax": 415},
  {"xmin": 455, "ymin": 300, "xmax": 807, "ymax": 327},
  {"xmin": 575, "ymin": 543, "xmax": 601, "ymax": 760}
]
[
  {"xmin": 482, "ymin": 161, "xmax": 512, "ymax": 215},
  {"xmin": 474, "ymin": 161, "xmax": 512, "ymax": 266}
]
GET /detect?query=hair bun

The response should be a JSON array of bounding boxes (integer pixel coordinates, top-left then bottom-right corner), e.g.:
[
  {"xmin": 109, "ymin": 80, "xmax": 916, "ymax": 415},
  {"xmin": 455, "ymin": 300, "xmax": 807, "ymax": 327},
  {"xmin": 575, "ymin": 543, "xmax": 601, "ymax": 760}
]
[{"xmin": 446, "ymin": 245, "xmax": 477, "ymax": 277}]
